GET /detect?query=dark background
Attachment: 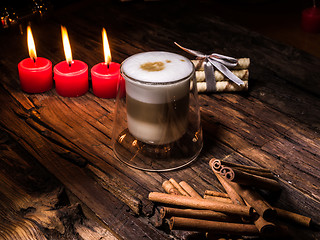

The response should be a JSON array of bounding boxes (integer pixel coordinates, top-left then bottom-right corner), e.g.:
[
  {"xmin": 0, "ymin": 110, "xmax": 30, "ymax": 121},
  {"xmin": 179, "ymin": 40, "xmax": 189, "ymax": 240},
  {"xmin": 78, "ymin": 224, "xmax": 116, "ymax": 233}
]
[{"xmin": 1, "ymin": 0, "xmax": 320, "ymax": 59}]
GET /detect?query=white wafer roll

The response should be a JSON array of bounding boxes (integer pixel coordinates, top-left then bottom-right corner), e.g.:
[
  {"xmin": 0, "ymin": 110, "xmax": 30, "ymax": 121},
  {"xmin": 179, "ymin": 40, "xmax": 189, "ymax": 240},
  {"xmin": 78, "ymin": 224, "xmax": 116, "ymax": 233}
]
[
  {"xmin": 196, "ymin": 81, "xmax": 248, "ymax": 92},
  {"xmin": 195, "ymin": 69, "xmax": 249, "ymax": 82}
]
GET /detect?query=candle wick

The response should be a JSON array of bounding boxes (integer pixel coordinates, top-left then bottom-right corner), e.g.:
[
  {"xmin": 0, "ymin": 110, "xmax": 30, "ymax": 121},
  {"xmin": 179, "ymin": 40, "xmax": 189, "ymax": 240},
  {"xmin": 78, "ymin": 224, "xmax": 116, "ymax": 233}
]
[
  {"xmin": 68, "ymin": 62, "xmax": 72, "ymax": 67},
  {"xmin": 107, "ymin": 63, "xmax": 110, "ymax": 69},
  {"xmin": 33, "ymin": 57, "xmax": 36, "ymax": 63},
  {"xmin": 313, "ymin": 0, "xmax": 316, "ymax": 7}
]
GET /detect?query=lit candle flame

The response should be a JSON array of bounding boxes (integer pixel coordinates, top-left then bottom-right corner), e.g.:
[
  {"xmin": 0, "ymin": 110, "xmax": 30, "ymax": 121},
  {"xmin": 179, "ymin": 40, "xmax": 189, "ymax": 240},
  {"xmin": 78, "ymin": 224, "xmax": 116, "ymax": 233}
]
[
  {"xmin": 61, "ymin": 26, "xmax": 73, "ymax": 65},
  {"xmin": 102, "ymin": 28, "xmax": 111, "ymax": 64},
  {"xmin": 27, "ymin": 26, "xmax": 37, "ymax": 62}
]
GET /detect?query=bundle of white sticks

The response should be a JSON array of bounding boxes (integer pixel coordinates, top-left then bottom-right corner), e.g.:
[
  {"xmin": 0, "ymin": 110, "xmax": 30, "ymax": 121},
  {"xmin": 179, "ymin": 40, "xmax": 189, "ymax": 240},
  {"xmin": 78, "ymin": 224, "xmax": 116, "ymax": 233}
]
[{"xmin": 192, "ymin": 58, "xmax": 250, "ymax": 93}]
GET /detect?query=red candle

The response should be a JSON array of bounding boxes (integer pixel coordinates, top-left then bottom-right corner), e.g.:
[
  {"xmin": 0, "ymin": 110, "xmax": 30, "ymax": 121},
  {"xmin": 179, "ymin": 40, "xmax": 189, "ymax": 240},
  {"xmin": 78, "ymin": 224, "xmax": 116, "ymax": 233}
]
[
  {"xmin": 302, "ymin": 5, "xmax": 320, "ymax": 33},
  {"xmin": 54, "ymin": 60, "xmax": 88, "ymax": 97},
  {"xmin": 91, "ymin": 28, "xmax": 122, "ymax": 98},
  {"xmin": 54, "ymin": 26, "xmax": 88, "ymax": 97},
  {"xmin": 91, "ymin": 62, "xmax": 120, "ymax": 98},
  {"xmin": 18, "ymin": 26, "xmax": 52, "ymax": 93}
]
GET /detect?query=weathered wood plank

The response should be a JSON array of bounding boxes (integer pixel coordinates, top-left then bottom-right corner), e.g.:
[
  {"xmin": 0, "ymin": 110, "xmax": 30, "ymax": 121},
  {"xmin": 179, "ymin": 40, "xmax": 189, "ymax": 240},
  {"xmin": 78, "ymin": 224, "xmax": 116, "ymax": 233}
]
[
  {"xmin": 0, "ymin": 85, "xmax": 173, "ymax": 239},
  {"xmin": 0, "ymin": 128, "xmax": 121, "ymax": 240}
]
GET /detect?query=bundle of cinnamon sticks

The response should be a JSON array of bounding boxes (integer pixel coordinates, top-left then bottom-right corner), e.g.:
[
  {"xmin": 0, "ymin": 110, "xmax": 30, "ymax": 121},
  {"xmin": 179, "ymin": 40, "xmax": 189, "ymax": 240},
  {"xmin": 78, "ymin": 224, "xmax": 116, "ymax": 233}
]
[
  {"xmin": 192, "ymin": 58, "xmax": 250, "ymax": 93},
  {"xmin": 148, "ymin": 160, "xmax": 318, "ymax": 239},
  {"xmin": 211, "ymin": 158, "xmax": 280, "ymax": 192}
]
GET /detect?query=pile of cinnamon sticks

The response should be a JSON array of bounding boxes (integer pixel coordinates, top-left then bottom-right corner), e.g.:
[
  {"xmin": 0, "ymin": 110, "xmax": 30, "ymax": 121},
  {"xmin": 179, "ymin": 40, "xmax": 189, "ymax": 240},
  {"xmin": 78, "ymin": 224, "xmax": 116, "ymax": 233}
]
[
  {"xmin": 148, "ymin": 159, "xmax": 318, "ymax": 239},
  {"xmin": 192, "ymin": 58, "xmax": 250, "ymax": 93}
]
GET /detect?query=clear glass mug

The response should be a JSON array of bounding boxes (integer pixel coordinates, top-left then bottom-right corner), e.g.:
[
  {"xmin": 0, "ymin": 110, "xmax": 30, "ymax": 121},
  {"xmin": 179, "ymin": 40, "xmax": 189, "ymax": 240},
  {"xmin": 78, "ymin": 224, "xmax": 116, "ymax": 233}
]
[{"xmin": 112, "ymin": 51, "xmax": 203, "ymax": 171}]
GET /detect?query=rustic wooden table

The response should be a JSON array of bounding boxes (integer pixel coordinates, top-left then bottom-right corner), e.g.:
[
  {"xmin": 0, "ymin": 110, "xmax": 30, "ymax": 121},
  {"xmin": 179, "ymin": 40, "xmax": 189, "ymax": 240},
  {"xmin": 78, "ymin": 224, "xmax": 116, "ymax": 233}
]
[{"xmin": 0, "ymin": 0, "xmax": 319, "ymax": 239}]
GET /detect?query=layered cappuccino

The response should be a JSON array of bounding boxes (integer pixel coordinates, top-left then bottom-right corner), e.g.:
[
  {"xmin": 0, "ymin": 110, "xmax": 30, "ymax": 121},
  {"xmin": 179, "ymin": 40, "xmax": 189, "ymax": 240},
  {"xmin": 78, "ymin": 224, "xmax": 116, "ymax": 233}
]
[{"xmin": 121, "ymin": 51, "xmax": 194, "ymax": 145}]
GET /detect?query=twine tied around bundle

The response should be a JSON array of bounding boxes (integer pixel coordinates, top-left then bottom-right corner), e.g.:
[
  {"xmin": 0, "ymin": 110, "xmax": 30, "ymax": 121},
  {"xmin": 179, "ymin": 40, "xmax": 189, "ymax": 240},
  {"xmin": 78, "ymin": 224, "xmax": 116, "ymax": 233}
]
[{"xmin": 174, "ymin": 42, "xmax": 245, "ymax": 92}]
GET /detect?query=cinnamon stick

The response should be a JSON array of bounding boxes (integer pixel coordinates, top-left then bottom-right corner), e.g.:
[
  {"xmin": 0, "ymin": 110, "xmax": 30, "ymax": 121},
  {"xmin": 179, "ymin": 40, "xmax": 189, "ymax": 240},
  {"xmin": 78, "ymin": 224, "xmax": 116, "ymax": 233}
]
[
  {"xmin": 211, "ymin": 158, "xmax": 274, "ymax": 178},
  {"xmin": 203, "ymin": 195, "xmax": 234, "ymax": 204},
  {"xmin": 148, "ymin": 192, "xmax": 253, "ymax": 217},
  {"xmin": 179, "ymin": 181, "xmax": 202, "ymax": 199},
  {"xmin": 204, "ymin": 190, "xmax": 229, "ymax": 198},
  {"xmin": 220, "ymin": 160, "xmax": 271, "ymax": 173},
  {"xmin": 160, "ymin": 207, "xmax": 239, "ymax": 222},
  {"xmin": 213, "ymin": 171, "xmax": 254, "ymax": 225},
  {"xmin": 162, "ymin": 180, "xmax": 181, "ymax": 195},
  {"xmin": 219, "ymin": 166, "xmax": 234, "ymax": 177},
  {"xmin": 220, "ymin": 167, "xmax": 281, "ymax": 192},
  {"xmin": 274, "ymin": 207, "xmax": 312, "ymax": 228},
  {"xmin": 227, "ymin": 182, "xmax": 277, "ymax": 221},
  {"xmin": 213, "ymin": 172, "xmax": 246, "ymax": 206},
  {"xmin": 254, "ymin": 216, "xmax": 276, "ymax": 234},
  {"xmin": 169, "ymin": 217, "xmax": 259, "ymax": 236},
  {"xmin": 209, "ymin": 158, "xmax": 222, "ymax": 172},
  {"xmin": 169, "ymin": 178, "xmax": 190, "ymax": 196},
  {"xmin": 232, "ymin": 167, "xmax": 275, "ymax": 179}
]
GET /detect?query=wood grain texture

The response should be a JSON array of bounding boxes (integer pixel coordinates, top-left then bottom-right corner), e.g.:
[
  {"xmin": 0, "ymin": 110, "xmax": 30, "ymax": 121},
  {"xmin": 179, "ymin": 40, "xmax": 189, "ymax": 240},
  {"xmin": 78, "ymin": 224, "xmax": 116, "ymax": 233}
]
[
  {"xmin": 0, "ymin": 129, "xmax": 119, "ymax": 240},
  {"xmin": 0, "ymin": 0, "xmax": 319, "ymax": 239}
]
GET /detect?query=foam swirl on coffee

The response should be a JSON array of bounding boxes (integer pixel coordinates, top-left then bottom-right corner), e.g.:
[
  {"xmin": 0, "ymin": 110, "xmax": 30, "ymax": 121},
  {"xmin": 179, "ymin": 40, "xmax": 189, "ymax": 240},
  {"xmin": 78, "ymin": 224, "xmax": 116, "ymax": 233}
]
[{"xmin": 140, "ymin": 61, "xmax": 165, "ymax": 72}]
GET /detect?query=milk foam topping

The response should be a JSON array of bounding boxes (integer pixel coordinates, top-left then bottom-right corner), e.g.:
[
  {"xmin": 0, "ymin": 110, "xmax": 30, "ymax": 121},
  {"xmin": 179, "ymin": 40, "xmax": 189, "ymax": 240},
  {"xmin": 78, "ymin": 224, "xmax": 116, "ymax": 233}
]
[
  {"xmin": 121, "ymin": 51, "xmax": 194, "ymax": 104},
  {"xmin": 121, "ymin": 51, "xmax": 193, "ymax": 83}
]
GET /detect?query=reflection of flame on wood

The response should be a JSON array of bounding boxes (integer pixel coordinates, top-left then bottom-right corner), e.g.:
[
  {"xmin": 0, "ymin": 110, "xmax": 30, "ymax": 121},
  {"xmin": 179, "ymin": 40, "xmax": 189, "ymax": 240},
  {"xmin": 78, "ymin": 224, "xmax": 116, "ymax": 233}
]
[
  {"xmin": 118, "ymin": 133, "xmax": 126, "ymax": 143},
  {"xmin": 132, "ymin": 140, "xmax": 138, "ymax": 147}
]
